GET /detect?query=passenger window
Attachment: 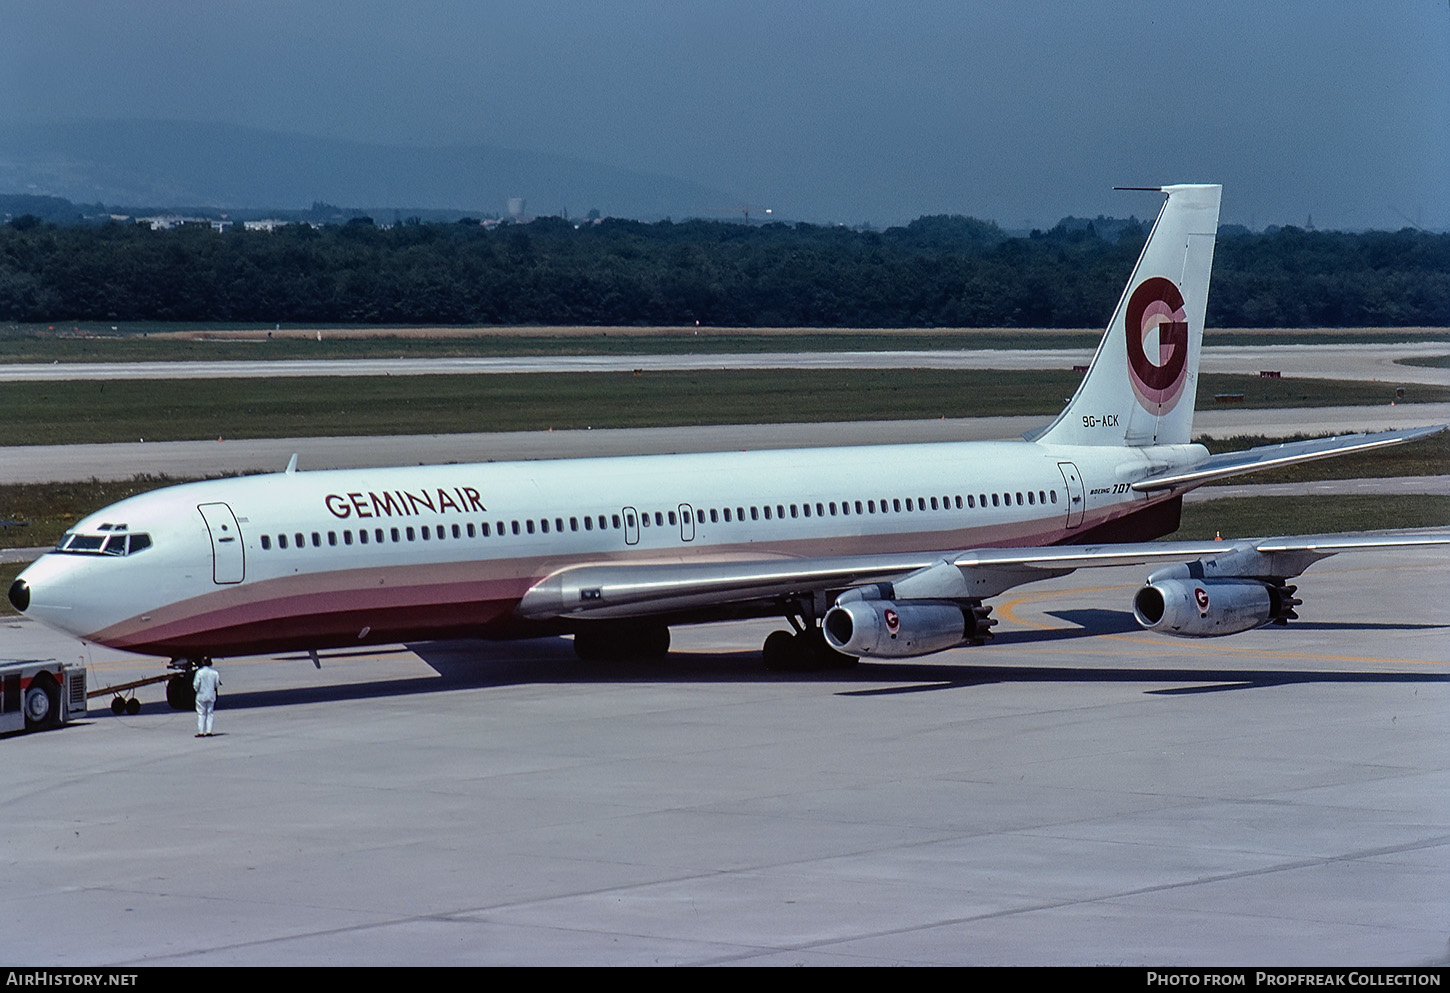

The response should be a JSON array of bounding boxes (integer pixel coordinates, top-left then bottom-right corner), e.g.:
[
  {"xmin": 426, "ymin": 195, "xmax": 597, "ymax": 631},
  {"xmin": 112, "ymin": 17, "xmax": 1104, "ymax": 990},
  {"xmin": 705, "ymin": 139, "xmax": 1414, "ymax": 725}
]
[
  {"xmin": 261, "ymin": 535, "xmax": 272, "ymax": 550},
  {"xmin": 763, "ymin": 506, "xmax": 771, "ymax": 520},
  {"xmin": 751, "ymin": 507, "xmax": 759, "ymax": 520},
  {"xmin": 570, "ymin": 517, "xmax": 578, "ymax": 531},
  {"xmin": 421, "ymin": 527, "xmax": 430, "ymax": 540},
  {"xmin": 512, "ymin": 521, "xmax": 520, "ymax": 535},
  {"xmin": 343, "ymin": 530, "xmax": 353, "ymax": 545},
  {"xmin": 583, "ymin": 517, "xmax": 592, "ymax": 531},
  {"xmin": 540, "ymin": 519, "xmax": 549, "ymax": 533},
  {"xmin": 467, "ymin": 523, "xmax": 476, "ymax": 538},
  {"xmin": 668, "ymin": 511, "xmax": 677, "ymax": 526},
  {"xmin": 359, "ymin": 530, "xmax": 368, "ymax": 544},
  {"xmin": 279, "ymin": 534, "xmax": 289, "ymax": 549},
  {"xmin": 296, "ymin": 533, "xmax": 305, "ymax": 547},
  {"xmin": 453, "ymin": 524, "xmax": 462, "ymax": 538},
  {"xmin": 391, "ymin": 528, "xmax": 400, "ymax": 542},
  {"xmin": 992, "ymin": 494, "xmax": 1000, "ymax": 507},
  {"xmin": 407, "ymin": 527, "xmax": 416, "ymax": 541},
  {"xmin": 526, "ymin": 520, "xmax": 535, "ymax": 534}
]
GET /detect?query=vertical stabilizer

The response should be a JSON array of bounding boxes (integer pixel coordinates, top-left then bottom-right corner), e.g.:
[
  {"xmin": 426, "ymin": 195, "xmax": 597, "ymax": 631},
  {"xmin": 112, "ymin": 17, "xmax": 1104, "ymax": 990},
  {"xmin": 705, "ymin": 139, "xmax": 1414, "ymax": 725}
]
[{"xmin": 1036, "ymin": 184, "xmax": 1221, "ymax": 448}]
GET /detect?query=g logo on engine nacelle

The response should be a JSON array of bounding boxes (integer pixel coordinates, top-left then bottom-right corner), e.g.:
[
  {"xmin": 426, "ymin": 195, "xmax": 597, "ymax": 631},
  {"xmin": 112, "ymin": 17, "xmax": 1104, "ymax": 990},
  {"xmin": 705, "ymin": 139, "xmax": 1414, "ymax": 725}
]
[{"xmin": 1125, "ymin": 276, "xmax": 1190, "ymax": 414}]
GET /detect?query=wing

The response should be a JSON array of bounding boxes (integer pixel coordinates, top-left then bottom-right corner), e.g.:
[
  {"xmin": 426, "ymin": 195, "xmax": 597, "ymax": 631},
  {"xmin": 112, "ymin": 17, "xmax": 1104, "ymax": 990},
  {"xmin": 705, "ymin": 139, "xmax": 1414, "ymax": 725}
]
[{"xmin": 518, "ymin": 530, "xmax": 1450, "ymax": 625}]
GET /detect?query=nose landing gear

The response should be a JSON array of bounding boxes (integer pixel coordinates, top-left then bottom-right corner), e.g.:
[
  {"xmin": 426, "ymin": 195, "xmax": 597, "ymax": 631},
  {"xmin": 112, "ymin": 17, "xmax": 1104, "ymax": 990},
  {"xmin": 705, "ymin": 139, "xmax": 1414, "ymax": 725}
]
[{"xmin": 165, "ymin": 658, "xmax": 209, "ymax": 711}]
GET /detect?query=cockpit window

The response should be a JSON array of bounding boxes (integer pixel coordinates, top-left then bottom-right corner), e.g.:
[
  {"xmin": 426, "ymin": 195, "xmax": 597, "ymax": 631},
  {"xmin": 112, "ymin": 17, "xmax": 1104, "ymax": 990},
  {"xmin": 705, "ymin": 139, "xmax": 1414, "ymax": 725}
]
[
  {"xmin": 55, "ymin": 530, "xmax": 153, "ymax": 556},
  {"xmin": 58, "ymin": 533, "xmax": 105, "ymax": 552}
]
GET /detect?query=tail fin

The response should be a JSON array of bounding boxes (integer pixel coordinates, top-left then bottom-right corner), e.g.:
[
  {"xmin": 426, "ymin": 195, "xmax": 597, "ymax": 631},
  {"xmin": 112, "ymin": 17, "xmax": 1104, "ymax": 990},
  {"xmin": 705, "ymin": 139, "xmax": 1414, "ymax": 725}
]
[{"xmin": 1036, "ymin": 184, "xmax": 1221, "ymax": 448}]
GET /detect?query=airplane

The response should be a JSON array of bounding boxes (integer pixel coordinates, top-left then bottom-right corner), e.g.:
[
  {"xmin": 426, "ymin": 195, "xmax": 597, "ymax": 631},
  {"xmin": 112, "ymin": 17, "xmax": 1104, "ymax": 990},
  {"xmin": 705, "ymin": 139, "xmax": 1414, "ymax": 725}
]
[{"xmin": 9, "ymin": 184, "xmax": 1446, "ymax": 705}]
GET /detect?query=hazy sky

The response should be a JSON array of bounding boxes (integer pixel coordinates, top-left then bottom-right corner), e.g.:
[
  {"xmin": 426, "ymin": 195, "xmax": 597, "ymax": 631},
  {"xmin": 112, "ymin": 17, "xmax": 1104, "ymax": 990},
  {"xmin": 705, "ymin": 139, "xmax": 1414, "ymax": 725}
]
[{"xmin": 6, "ymin": 0, "xmax": 1448, "ymax": 229}]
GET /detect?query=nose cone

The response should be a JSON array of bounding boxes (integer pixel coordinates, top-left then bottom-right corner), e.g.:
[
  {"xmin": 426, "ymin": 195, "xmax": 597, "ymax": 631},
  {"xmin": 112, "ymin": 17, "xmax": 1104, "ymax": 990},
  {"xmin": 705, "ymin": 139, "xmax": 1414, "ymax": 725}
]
[{"xmin": 8, "ymin": 577, "xmax": 29, "ymax": 612}]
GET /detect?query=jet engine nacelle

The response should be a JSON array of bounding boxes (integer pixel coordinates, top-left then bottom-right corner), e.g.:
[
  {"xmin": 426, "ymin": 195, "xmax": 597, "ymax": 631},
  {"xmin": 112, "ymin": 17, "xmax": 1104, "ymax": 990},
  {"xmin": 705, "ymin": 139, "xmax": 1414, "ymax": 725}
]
[
  {"xmin": 1132, "ymin": 578, "xmax": 1299, "ymax": 637},
  {"xmin": 822, "ymin": 599, "xmax": 995, "ymax": 658}
]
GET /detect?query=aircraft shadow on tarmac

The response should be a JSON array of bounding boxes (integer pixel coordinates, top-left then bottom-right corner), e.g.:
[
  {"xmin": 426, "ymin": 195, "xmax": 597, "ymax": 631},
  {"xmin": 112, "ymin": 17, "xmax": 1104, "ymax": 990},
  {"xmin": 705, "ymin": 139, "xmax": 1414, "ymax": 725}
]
[{"xmin": 120, "ymin": 607, "xmax": 1446, "ymax": 716}]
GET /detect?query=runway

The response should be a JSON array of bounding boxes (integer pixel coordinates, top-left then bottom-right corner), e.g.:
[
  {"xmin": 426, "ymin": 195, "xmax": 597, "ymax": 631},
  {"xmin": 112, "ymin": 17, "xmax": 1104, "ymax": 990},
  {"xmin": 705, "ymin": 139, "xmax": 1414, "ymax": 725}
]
[
  {"xmin": 4, "ymin": 405, "xmax": 1447, "ymax": 483},
  {"xmin": 4, "ymin": 547, "xmax": 1446, "ymax": 966},
  {"xmin": 2, "ymin": 340, "xmax": 1447, "ymax": 384}
]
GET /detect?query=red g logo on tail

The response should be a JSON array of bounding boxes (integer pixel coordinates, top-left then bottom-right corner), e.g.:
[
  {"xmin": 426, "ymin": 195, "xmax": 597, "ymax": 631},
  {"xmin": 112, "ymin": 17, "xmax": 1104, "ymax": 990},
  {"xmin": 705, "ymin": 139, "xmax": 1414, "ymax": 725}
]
[{"xmin": 1125, "ymin": 277, "xmax": 1190, "ymax": 414}]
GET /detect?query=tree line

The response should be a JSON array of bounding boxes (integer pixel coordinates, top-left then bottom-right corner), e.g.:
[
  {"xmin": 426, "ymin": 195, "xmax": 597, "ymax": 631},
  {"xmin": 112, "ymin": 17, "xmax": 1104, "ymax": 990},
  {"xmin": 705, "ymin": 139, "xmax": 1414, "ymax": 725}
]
[{"xmin": 1, "ymin": 213, "xmax": 1445, "ymax": 327}]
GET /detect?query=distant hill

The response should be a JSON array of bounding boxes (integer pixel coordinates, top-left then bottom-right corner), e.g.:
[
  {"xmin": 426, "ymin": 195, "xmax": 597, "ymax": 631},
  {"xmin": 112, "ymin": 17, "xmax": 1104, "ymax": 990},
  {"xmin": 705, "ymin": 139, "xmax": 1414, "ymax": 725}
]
[{"xmin": 0, "ymin": 119, "xmax": 737, "ymax": 221}]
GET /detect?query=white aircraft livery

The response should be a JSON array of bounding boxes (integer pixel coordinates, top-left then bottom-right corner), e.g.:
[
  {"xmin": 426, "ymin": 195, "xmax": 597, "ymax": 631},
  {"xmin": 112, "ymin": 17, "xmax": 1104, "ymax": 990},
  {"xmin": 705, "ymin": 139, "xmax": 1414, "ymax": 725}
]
[{"xmin": 9, "ymin": 185, "xmax": 1447, "ymax": 689}]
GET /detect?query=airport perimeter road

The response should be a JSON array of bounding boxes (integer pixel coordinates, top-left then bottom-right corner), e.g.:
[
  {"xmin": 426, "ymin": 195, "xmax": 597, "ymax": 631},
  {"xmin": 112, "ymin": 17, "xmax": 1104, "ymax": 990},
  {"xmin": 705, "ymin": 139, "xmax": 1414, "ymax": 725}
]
[
  {"xmin": 4, "ymin": 405, "xmax": 1448, "ymax": 483},
  {"xmin": 2, "ymin": 548, "xmax": 1445, "ymax": 966},
  {"xmin": 1, "ymin": 340, "xmax": 1447, "ymax": 384}
]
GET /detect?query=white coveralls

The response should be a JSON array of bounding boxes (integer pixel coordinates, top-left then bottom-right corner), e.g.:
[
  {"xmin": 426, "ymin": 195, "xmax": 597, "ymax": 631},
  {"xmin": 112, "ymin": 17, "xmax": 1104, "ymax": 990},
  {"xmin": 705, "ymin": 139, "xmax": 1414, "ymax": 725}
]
[{"xmin": 193, "ymin": 666, "xmax": 221, "ymax": 735}]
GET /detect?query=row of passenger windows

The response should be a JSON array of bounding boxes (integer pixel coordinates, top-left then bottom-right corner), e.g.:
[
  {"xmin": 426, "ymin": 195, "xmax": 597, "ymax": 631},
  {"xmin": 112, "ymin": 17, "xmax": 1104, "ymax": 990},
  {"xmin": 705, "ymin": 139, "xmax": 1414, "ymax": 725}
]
[
  {"xmin": 695, "ymin": 488, "xmax": 1058, "ymax": 523},
  {"xmin": 256, "ymin": 488, "xmax": 1059, "ymax": 552}
]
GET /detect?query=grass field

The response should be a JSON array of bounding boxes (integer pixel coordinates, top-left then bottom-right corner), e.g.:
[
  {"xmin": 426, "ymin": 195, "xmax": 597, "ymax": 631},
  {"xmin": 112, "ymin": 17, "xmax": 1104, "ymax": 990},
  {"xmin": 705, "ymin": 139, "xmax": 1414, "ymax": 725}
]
[
  {"xmin": 1, "ymin": 324, "xmax": 1446, "ymax": 363},
  {"xmin": 1397, "ymin": 354, "xmax": 1450, "ymax": 369},
  {"xmin": 6, "ymin": 369, "xmax": 1439, "ymax": 446}
]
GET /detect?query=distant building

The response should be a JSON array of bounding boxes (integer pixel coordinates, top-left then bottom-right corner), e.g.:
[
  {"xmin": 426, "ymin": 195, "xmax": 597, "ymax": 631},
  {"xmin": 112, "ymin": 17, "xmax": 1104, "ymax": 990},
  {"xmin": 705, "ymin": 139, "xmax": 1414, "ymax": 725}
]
[{"xmin": 136, "ymin": 215, "xmax": 208, "ymax": 231}]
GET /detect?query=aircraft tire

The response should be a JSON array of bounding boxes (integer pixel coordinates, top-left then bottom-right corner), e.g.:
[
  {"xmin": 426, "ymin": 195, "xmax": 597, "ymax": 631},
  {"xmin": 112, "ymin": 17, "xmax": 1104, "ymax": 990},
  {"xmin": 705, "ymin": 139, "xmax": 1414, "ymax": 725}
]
[
  {"xmin": 126, "ymin": 697, "xmax": 141, "ymax": 715},
  {"xmin": 111, "ymin": 697, "xmax": 126, "ymax": 715},
  {"xmin": 166, "ymin": 674, "xmax": 196, "ymax": 711},
  {"xmin": 23, "ymin": 678, "xmax": 58, "ymax": 729},
  {"xmin": 574, "ymin": 623, "xmax": 670, "ymax": 662},
  {"xmin": 762, "ymin": 630, "xmax": 797, "ymax": 671},
  {"xmin": 635, "ymin": 623, "xmax": 670, "ymax": 660}
]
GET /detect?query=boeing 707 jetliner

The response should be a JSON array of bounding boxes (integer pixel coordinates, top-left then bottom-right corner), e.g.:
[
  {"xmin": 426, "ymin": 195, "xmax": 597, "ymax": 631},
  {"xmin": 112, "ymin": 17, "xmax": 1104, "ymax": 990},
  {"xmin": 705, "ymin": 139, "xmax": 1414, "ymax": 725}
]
[{"xmin": 10, "ymin": 185, "xmax": 1446, "ymax": 707}]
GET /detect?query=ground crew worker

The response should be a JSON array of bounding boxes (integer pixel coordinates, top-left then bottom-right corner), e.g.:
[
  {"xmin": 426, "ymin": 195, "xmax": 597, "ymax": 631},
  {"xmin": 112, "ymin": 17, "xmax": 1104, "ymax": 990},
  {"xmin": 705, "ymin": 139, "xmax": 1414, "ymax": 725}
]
[{"xmin": 193, "ymin": 659, "xmax": 221, "ymax": 737}]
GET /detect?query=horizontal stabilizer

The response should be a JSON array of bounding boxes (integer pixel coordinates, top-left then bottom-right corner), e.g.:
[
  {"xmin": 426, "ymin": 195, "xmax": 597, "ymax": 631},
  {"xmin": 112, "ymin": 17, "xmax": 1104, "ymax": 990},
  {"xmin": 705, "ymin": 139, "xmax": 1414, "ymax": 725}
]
[{"xmin": 1132, "ymin": 425, "xmax": 1446, "ymax": 491}]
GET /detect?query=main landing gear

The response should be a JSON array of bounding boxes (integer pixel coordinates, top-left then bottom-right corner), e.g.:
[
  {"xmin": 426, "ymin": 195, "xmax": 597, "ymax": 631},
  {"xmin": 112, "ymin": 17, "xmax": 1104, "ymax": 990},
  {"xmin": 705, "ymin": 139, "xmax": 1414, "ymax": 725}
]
[
  {"xmin": 164, "ymin": 657, "xmax": 208, "ymax": 711},
  {"xmin": 762, "ymin": 599, "xmax": 858, "ymax": 672},
  {"xmin": 573, "ymin": 622, "xmax": 671, "ymax": 662}
]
